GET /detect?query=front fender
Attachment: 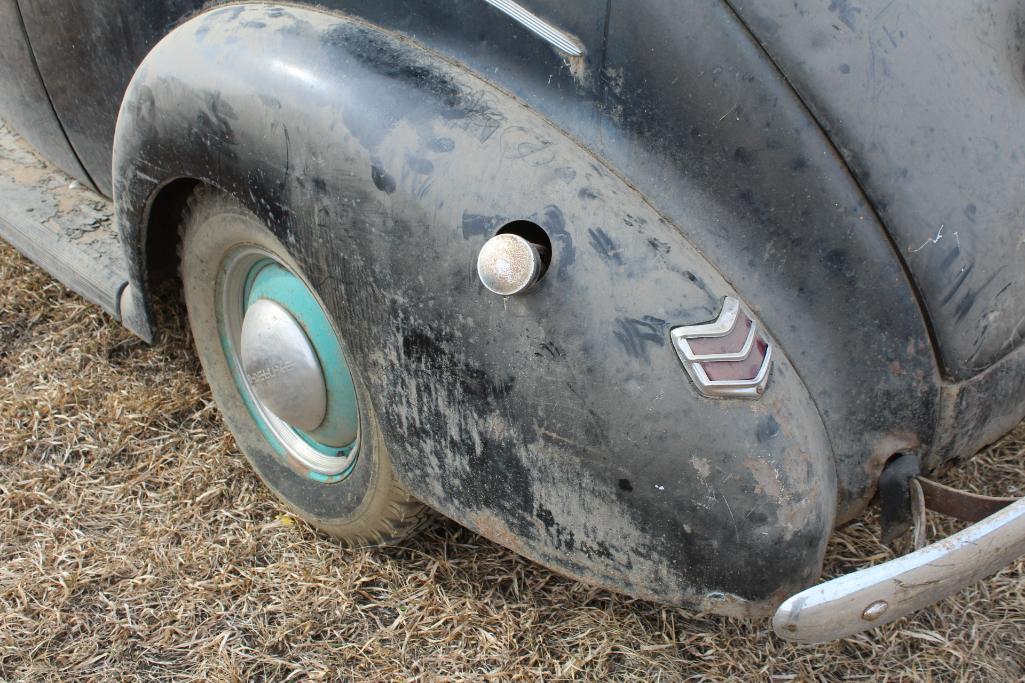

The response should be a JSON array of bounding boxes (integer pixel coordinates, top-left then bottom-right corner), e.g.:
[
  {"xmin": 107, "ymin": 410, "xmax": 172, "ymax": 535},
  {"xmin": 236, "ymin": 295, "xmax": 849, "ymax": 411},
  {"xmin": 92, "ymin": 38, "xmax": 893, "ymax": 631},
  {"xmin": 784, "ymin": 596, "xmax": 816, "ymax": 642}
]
[{"xmin": 113, "ymin": 4, "xmax": 836, "ymax": 615}]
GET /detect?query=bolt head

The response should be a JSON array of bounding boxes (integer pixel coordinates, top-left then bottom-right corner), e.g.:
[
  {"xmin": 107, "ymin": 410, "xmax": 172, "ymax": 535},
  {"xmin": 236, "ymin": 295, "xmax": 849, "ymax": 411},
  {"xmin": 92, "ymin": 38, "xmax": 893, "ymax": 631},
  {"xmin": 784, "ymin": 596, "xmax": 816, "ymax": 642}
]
[{"xmin": 861, "ymin": 600, "xmax": 889, "ymax": 622}]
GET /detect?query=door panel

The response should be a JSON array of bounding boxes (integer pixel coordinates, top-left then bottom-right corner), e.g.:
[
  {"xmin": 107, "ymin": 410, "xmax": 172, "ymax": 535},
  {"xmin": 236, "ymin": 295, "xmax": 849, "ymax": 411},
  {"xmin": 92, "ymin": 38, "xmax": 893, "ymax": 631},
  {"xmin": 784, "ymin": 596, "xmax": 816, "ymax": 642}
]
[
  {"xmin": 19, "ymin": 0, "xmax": 607, "ymax": 198},
  {"xmin": 18, "ymin": 0, "xmax": 206, "ymax": 196},
  {"xmin": 728, "ymin": 0, "xmax": 1025, "ymax": 380},
  {"xmin": 0, "ymin": 0, "xmax": 92, "ymax": 187}
]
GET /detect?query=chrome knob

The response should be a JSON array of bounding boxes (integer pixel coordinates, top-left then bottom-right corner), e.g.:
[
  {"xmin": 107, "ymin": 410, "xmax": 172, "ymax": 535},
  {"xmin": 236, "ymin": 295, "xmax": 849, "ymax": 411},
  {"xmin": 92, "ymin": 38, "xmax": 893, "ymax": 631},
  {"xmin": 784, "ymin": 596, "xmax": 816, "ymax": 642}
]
[
  {"xmin": 477, "ymin": 233, "xmax": 546, "ymax": 296},
  {"xmin": 240, "ymin": 298, "xmax": 328, "ymax": 432}
]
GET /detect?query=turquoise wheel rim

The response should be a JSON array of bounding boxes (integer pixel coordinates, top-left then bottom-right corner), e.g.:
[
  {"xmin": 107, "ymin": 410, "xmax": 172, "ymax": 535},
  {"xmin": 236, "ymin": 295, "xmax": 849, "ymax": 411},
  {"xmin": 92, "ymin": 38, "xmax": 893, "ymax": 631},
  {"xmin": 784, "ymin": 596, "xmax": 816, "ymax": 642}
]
[{"xmin": 217, "ymin": 246, "xmax": 360, "ymax": 483}]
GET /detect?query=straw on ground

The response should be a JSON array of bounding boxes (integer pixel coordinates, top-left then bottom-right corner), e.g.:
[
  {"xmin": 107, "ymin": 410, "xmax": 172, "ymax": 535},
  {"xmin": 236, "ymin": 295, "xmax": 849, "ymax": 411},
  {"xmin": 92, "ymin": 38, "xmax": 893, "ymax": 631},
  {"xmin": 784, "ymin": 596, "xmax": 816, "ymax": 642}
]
[{"xmin": 1, "ymin": 240, "xmax": 1023, "ymax": 680}]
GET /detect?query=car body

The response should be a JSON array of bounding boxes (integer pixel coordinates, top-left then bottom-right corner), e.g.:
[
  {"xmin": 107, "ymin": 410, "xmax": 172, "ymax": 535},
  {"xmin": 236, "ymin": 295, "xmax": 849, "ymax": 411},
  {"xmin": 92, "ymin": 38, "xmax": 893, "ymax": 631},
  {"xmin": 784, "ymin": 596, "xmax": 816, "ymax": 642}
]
[{"xmin": 1, "ymin": 0, "xmax": 1023, "ymax": 642}]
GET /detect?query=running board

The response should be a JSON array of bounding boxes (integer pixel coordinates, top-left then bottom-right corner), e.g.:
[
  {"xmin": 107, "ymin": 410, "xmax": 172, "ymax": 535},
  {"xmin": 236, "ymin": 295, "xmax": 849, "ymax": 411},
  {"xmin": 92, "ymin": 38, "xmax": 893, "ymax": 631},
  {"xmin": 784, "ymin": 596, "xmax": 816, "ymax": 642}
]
[{"xmin": 0, "ymin": 120, "xmax": 128, "ymax": 320}]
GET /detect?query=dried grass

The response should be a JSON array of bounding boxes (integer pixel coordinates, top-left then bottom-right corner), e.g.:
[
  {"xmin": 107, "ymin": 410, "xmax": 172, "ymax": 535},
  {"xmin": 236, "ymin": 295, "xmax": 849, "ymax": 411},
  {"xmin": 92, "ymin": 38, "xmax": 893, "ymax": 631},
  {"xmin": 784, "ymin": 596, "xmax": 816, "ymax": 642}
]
[{"xmin": 1, "ymin": 239, "xmax": 1023, "ymax": 681}]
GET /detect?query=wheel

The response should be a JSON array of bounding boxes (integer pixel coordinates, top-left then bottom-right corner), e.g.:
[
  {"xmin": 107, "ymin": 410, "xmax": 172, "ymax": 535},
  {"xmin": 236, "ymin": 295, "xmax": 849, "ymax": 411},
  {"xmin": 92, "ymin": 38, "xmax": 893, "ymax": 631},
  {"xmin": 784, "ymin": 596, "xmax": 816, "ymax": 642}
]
[{"xmin": 178, "ymin": 187, "xmax": 426, "ymax": 544}]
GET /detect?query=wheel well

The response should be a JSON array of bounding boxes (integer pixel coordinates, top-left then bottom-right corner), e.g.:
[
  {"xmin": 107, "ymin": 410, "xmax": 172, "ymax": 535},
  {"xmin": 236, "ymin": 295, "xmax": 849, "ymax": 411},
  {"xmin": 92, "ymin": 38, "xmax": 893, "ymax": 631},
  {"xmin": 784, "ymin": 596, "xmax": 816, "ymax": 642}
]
[{"xmin": 142, "ymin": 177, "xmax": 200, "ymax": 284}]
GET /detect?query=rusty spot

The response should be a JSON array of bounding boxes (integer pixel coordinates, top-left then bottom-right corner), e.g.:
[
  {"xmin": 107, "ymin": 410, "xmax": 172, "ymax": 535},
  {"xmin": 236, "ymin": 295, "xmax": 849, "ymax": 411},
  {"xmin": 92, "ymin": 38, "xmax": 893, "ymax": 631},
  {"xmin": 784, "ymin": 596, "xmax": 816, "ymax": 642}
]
[
  {"xmin": 565, "ymin": 53, "xmax": 590, "ymax": 88},
  {"xmin": 745, "ymin": 457, "xmax": 783, "ymax": 499},
  {"xmin": 466, "ymin": 511, "xmax": 532, "ymax": 558},
  {"xmin": 690, "ymin": 455, "xmax": 711, "ymax": 478},
  {"xmin": 837, "ymin": 432, "xmax": 921, "ymax": 525}
]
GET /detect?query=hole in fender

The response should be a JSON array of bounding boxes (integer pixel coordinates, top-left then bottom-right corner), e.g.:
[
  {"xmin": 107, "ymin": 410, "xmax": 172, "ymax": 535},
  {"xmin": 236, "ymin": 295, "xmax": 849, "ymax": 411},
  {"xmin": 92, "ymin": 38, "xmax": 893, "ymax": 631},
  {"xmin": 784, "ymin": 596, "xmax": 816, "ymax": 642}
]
[{"xmin": 496, "ymin": 219, "xmax": 553, "ymax": 275}]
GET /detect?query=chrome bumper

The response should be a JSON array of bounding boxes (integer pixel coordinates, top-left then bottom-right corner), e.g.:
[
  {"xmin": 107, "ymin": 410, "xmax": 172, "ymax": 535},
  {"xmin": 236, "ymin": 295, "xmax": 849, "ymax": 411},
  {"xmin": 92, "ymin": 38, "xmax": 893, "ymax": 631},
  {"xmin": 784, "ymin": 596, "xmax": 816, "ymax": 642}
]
[{"xmin": 773, "ymin": 495, "xmax": 1025, "ymax": 643}]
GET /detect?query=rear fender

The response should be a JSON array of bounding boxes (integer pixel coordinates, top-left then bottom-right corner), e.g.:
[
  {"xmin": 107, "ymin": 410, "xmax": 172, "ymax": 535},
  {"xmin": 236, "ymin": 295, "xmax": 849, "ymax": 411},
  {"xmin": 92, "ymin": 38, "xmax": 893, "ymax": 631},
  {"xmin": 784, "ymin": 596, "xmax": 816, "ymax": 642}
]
[{"xmin": 113, "ymin": 4, "xmax": 836, "ymax": 615}]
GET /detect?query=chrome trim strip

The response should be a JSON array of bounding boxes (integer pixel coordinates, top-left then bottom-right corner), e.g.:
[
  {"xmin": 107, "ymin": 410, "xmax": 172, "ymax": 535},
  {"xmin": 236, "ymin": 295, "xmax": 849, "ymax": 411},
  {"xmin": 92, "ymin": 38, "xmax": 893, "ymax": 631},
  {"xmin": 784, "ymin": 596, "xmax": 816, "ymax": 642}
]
[
  {"xmin": 673, "ymin": 297, "xmax": 741, "ymax": 339},
  {"xmin": 690, "ymin": 345, "xmax": 772, "ymax": 398},
  {"xmin": 673, "ymin": 320, "xmax": 758, "ymax": 362},
  {"xmin": 482, "ymin": 0, "xmax": 584, "ymax": 56},
  {"xmin": 773, "ymin": 495, "xmax": 1025, "ymax": 643}
]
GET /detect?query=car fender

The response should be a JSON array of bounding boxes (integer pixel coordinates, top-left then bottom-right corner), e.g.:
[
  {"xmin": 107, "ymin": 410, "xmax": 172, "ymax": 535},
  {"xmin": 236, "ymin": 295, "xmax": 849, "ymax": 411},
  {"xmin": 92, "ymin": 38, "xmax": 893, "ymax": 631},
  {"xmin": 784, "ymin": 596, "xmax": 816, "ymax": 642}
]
[{"xmin": 113, "ymin": 3, "xmax": 836, "ymax": 615}]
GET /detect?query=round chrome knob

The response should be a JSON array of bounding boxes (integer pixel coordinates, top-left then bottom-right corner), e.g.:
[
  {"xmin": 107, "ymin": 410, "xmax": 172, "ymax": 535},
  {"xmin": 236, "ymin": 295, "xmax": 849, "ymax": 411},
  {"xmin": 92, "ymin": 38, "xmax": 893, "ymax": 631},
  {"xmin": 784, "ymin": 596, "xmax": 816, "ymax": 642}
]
[
  {"xmin": 240, "ymin": 298, "xmax": 328, "ymax": 432},
  {"xmin": 476, "ymin": 233, "xmax": 546, "ymax": 296}
]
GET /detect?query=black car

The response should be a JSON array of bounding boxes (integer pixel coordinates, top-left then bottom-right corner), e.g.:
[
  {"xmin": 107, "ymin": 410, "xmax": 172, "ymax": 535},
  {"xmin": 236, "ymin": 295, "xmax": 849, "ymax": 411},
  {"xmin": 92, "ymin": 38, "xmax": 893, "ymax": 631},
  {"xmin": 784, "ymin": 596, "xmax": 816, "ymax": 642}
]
[{"xmin": 1, "ymin": 0, "xmax": 1023, "ymax": 642}]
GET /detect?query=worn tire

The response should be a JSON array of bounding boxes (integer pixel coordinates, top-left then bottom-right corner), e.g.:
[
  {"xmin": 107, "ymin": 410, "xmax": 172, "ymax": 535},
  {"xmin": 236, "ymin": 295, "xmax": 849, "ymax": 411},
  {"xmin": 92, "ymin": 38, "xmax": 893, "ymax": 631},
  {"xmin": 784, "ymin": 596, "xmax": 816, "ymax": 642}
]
[{"xmin": 179, "ymin": 187, "xmax": 427, "ymax": 544}]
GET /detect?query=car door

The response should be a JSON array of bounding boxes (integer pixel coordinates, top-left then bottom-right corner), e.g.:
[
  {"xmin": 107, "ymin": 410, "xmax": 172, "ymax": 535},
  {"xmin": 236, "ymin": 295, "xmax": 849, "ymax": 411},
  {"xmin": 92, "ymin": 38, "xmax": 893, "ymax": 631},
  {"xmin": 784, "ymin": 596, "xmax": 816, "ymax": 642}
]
[
  {"xmin": 0, "ymin": 0, "xmax": 93, "ymax": 187},
  {"xmin": 18, "ymin": 0, "xmax": 607, "ymax": 198},
  {"xmin": 17, "ymin": 0, "xmax": 206, "ymax": 196}
]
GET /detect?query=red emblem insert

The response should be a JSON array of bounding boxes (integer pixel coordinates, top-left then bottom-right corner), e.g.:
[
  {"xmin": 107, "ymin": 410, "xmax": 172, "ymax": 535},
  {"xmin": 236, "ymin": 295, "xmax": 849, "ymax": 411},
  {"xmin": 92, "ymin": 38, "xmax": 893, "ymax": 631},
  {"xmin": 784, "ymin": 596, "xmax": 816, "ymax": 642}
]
[{"xmin": 669, "ymin": 299, "xmax": 772, "ymax": 398}]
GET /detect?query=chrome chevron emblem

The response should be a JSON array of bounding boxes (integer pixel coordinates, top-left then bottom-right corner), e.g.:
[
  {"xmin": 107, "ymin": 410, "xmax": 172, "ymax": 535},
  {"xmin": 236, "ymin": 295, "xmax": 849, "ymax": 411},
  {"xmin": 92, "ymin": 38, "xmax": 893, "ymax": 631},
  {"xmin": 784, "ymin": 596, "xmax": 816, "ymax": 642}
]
[{"xmin": 670, "ymin": 297, "xmax": 772, "ymax": 399}]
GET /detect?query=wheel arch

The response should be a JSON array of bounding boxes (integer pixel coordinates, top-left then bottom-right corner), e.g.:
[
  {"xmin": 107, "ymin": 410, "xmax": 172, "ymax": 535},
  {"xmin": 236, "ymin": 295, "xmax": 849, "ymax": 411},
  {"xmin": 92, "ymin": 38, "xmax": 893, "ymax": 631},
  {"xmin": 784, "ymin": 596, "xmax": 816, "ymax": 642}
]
[
  {"xmin": 114, "ymin": 175, "xmax": 201, "ymax": 341},
  {"xmin": 145, "ymin": 178, "xmax": 201, "ymax": 275}
]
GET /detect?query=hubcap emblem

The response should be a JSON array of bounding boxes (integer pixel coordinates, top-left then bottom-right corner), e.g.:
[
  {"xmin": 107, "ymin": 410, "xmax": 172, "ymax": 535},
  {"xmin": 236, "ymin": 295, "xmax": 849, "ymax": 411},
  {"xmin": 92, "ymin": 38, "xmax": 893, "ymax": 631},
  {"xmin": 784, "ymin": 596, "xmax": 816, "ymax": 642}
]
[{"xmin": 240, "ymin": 298, "xmax": 328, "ymax": 432}]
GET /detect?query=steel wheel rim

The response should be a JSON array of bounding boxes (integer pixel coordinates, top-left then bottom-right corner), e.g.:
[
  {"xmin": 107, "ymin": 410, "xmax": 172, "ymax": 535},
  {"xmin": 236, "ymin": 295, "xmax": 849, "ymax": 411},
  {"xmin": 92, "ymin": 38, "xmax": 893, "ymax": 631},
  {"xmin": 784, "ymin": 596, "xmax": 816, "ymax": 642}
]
[{"xmin": 217, "ymin": 244, "xmax": 360, "ymax": 481}]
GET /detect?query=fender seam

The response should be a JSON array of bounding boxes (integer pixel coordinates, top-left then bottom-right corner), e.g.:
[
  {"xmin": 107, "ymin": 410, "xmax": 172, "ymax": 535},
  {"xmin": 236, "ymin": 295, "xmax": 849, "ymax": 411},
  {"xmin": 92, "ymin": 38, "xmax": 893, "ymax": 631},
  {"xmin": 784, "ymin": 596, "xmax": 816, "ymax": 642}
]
[
  {"xmin": 718, "ymin": 0, "xmax": 946, "ymax": 384},
  {"xmin": 13, "ymin": 0, "xmax": 99, "ymax": 193}
]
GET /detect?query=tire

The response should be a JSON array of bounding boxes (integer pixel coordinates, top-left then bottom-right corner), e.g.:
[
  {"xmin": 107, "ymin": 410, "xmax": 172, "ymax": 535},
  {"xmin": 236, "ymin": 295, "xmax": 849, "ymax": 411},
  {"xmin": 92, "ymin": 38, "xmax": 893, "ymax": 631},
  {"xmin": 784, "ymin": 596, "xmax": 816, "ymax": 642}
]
[{"xmin": 179, "ymin": 187, "xmax": 427, "ymax": 544}]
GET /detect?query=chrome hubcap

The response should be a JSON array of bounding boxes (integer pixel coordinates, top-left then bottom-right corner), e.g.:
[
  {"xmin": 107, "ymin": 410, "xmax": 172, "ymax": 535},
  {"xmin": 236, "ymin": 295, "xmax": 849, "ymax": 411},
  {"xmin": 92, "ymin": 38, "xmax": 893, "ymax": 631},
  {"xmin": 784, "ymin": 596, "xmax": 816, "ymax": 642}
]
[
  {"xmin": 240, "ymin": 298, "xmax": 327, "ymax": 432},
  {"xmin": 218, "ymin": 245, "xmax": 360, "ymax": 481}
]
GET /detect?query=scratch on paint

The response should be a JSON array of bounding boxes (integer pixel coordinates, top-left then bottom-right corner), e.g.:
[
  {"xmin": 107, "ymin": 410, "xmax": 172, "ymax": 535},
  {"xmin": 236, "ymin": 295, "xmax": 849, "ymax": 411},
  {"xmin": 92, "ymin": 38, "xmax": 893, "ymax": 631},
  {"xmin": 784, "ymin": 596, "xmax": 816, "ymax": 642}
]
[
  {"xmin": 909, "ymin": 224, "xmax": 959, "ymax": 253},
  {"xmin": 722, "ymin": 493, "xmax": 740, "ymax": 543}
]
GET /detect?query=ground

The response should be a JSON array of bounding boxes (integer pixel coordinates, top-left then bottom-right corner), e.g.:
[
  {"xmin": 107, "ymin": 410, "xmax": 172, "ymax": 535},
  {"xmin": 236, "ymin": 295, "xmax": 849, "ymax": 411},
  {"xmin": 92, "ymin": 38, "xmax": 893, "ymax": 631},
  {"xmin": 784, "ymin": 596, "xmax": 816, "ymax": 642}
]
[{"xmin": 1, "ymin": 238, "xmax": 1024, "ymax": 681}]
